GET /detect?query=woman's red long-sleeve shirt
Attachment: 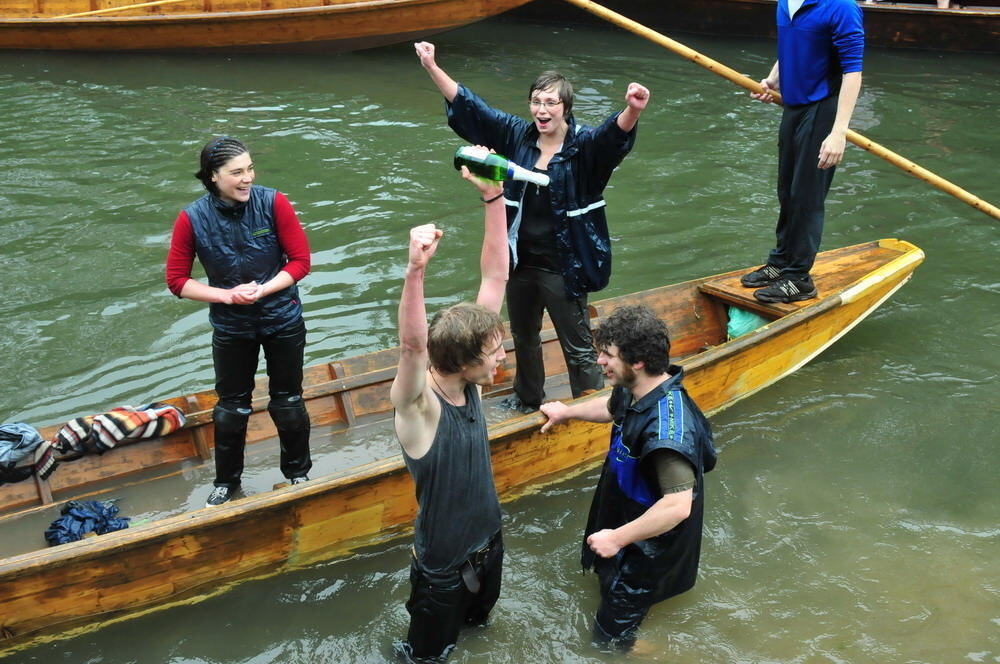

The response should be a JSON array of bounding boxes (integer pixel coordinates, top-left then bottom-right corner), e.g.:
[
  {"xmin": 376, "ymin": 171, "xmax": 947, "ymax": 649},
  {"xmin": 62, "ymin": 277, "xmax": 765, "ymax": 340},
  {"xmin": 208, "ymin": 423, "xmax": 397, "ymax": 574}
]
[{"xmin": 165, "ymin": 191, "xmax": 311, "ymax": 296}]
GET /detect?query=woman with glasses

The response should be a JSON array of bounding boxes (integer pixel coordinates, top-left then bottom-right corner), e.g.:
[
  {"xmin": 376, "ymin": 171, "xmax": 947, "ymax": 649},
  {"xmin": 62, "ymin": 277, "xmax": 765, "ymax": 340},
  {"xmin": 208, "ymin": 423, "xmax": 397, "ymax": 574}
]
[
  {"xmin": 165, "ymin": 136, "xmax": 313, "ymax": 507},
  {"xmin": 415, "ymin": 41, "xmax": 650, "ymax": 414}
]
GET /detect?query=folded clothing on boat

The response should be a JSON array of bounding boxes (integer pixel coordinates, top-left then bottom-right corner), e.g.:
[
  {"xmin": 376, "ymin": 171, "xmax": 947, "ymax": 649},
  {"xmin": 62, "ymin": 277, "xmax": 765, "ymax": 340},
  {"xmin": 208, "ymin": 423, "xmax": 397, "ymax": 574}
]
[
  {"xmin": 53, "ymin": 402, "xmax": 187, "ymax": 455},
  {"xmin": 44, "ymin": 499, "xmax": 130, "ymax": 546},
  {"xmin": 0, "ymin": 422, "xmax": 59, "ymax": 485}
]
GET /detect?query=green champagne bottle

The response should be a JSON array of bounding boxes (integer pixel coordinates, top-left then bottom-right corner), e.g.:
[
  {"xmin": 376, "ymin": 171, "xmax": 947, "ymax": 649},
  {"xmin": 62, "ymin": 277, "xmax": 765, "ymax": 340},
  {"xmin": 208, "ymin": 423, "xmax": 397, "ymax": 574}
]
[{"xmin": 454, "ymin": 146, "xmax": 550, "ymax": 187}]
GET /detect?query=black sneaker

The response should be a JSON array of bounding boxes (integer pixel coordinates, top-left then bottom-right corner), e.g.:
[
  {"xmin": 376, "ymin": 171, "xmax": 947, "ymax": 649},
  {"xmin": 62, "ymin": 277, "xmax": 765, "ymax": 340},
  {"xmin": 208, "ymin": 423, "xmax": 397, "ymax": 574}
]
[
  {"xmin": 740, "ymin": 264, "xmax": 782, "ymax": 288},
  {"xmin": 289, "ymin": 476, "xmax": 309, "ymax": 485},
  {"xmin": 498, "ymin": 395, "xmax": 538, "ymax": 414},
  {"xmin": 753, "ymin": 277, "xmax": 818, "ymax": 303},
  {"xmin": 205, "ymin": 485, "xmax": 236, "ymax": 507}
]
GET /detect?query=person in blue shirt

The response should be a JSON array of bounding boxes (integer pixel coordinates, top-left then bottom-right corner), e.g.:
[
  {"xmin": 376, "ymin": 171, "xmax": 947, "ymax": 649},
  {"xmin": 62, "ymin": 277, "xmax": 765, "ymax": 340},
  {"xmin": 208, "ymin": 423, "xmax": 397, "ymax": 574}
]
[
  {"xmin": 415, "ymin": 41, "xmax": 650, "ymax": 413},
  {"xmin": 539, "ymin": 305, "xmax": 717, "ymax": 648},
  {"xmin": 741, "ymin": 0, "xmax": 864, "ymax": 303}
]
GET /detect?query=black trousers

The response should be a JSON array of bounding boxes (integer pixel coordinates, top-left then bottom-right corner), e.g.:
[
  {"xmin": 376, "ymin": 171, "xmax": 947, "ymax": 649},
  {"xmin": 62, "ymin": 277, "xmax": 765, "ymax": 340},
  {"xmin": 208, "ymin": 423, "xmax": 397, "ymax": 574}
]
[
  {"xmin": 211, "ymin": 318, "xmax": 311, "ymax": 488},
  {"xmin": 399, "ymin": 533, "xmax": 504, "ymax": 662},
  {"xmin": 506, "ymin": 266, "xmax": 604, "ymax": 408},
  {"xmin": 592, "ymin": 554, "xmax": 655, "ymax": 647},
  {"xmin": 768, "ymin": 94, "xmax": 839, "ymax": 279}
]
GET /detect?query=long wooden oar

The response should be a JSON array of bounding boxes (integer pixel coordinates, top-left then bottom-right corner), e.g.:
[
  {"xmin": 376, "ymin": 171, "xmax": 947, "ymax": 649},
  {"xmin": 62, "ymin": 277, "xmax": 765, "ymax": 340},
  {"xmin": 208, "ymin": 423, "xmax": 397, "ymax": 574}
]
[
  {"xmin": 562, "ymin": 0, "xmax": 1000, "ymax": 221},
  {"xmin": 54, "ymin": 0, "xmax": 187, "ymax": 19}
]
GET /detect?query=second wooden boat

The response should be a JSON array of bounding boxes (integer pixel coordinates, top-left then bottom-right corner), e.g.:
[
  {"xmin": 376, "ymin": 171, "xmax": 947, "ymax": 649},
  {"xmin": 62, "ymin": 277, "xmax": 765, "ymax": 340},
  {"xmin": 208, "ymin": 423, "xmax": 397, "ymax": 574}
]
[
  {"xmin": 508, "ymin": 0, "xmax": 1000, "ymax": 53},
  {"xmin": 0, "ymin": 0, "xmax": 535, "ymax": 52},
  {"xmin": 0, "ymin": 239, "xmax": 923, "ymax": 655}
]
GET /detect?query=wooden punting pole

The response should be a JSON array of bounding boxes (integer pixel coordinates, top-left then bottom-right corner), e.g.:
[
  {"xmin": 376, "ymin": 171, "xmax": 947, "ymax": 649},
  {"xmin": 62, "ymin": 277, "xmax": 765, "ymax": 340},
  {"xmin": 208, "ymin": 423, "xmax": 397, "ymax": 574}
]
[{"xmin": 561, "ymin": 0, "xmax": 1000, "ymax": 222}]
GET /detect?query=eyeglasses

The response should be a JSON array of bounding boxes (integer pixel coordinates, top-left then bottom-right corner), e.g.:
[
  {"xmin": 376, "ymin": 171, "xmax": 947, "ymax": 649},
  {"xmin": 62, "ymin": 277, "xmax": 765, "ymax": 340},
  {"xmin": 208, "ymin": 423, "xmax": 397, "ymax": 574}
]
[{"xmin": 529, "ymin": 99, "xmax": 563, "ymax": 109}]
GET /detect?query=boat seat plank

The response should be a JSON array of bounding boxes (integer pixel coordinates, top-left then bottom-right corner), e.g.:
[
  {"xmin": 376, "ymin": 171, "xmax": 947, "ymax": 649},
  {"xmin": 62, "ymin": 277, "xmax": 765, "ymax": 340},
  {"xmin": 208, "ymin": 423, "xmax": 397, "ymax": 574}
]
[
  {"xmin": 32, "ymin": 473, "xmax": 53, "ymax": 505},
  {"xmin": 185, "ymin": 396, "xmax": 213, "ymax": 460},
  {"xmin": 698, "ymin": 279, "xmax": 798, "ymax": 317},
  {"xmin": 328, "ymin": 362, "xmax": 358, "ymax": 427},
  {"xmin": 699, "ymin": 241, "xmax": 902, "ymax": 316}
]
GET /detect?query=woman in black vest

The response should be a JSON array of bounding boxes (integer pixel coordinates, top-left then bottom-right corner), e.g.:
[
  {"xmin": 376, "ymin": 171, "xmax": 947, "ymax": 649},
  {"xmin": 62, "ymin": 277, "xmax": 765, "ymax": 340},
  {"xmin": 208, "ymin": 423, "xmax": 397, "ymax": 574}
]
[{"xmin": 166, "ymin": 137, "xmax": 313, "ymax": 507}]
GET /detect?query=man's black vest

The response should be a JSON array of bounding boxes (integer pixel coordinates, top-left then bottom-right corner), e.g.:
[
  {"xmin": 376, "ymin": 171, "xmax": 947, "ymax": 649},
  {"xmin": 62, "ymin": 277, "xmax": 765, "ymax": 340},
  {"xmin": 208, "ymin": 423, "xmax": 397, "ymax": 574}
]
[
  {"xmin": 185, "ymin": 185, "xmax": 302, "ymax": 337},
  {"xmin": 582, "ymin": 367, "xmax": 717, "ymax": 603}
]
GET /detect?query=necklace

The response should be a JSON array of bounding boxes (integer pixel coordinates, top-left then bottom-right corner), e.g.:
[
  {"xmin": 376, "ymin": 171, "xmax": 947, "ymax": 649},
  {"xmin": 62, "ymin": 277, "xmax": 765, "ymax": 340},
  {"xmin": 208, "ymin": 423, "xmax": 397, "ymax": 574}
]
[
  {"xmin": 430, "ymin": 370, "xmax": 461, "ymax": 407},
  {"xmin": 429, "ymin": 370, "xmax": 475, "ymax": 422}
]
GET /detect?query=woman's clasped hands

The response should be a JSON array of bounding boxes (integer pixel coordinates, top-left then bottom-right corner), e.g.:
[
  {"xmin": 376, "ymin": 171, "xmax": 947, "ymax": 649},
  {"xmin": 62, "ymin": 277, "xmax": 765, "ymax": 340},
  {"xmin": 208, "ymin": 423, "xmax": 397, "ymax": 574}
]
[{"xmin": 224, "ymin": 281, "xmax": 264, "ymax": 305}]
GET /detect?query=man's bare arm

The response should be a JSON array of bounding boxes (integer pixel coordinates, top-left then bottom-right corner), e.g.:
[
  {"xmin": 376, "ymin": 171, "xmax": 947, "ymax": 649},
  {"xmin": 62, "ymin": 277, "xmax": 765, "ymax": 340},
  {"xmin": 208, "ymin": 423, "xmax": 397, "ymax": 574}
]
[
  {"xmin": 473, "ymin": 171, "xmax": 508, "ymax": 313},
  {"xmin": 539, "ymin": 395, "xmax": 612, "ymax": 434},
  {"xmin": 390, "ymin": 225, "xmax": 443, "ymax": 458},
  {"xmin": 587, "ymin": 489, "xmax": 694, "ymax": 558}
]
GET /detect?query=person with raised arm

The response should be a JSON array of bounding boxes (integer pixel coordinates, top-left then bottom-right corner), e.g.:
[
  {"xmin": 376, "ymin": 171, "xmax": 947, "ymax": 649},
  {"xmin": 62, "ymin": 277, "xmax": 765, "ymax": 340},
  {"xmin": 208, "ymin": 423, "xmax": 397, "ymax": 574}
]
[
  {"xmin": 390, "ymin": 156, "xmax": 509, "ymax": 662},
  {"xmin": 415, "ymin": 40, "xmax": 649, "ymax": 414}
]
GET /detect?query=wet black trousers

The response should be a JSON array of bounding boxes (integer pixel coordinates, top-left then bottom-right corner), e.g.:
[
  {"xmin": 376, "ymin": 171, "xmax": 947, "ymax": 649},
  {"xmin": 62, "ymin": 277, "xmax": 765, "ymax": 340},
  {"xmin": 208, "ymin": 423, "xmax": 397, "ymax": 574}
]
[
  {"xmin": 506, "ymin": 266, "xmax": 604, "ymax": 408},
  {"xmin": 211, "ymin": 318, "xmax": 312, "ymax": 488},
  {"xmin": 767, "ymin": 95, "xmax": 839, "ymax": 279},
  {"xmin": 592, "ymin": 556, "xmax": 656, "ymax": 647},
  {"xmin": 399, "ymin": 534, "xmax": 504, "ymax": 662}
]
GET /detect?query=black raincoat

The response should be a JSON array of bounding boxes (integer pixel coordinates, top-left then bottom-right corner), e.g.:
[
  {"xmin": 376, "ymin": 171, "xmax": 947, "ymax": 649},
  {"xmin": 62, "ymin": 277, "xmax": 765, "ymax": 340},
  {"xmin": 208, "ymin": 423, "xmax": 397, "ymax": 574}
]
[
  {"xmin": 583, "ymin": 367, "xmax": 717, "ymax": 607},
  {"xmin": 445, "ymin": 84, "xmax": 636, "ymax": 298}
]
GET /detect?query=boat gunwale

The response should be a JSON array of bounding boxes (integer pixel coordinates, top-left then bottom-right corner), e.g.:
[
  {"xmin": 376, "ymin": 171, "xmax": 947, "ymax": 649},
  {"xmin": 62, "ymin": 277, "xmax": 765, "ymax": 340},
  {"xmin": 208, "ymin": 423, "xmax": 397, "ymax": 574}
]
[{"xmin": 0, "ymin": 454, "xmax": 408, "ymax": 574}]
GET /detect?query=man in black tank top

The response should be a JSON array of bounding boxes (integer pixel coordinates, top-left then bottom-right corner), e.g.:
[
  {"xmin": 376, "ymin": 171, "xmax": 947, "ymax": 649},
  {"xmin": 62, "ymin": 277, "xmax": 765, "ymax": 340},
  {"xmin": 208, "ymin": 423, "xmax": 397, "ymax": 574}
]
[{"xmin": 390, "ymin": 160, "xmax": 510, "ymax": 662}]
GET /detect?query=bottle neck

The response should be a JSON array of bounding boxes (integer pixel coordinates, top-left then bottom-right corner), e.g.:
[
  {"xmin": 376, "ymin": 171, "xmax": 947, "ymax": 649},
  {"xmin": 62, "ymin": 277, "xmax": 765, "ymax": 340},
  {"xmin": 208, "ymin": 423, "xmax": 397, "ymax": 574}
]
[{"xmin": 510, "ymin": 163, "xmax": 550, "ymax": 187}]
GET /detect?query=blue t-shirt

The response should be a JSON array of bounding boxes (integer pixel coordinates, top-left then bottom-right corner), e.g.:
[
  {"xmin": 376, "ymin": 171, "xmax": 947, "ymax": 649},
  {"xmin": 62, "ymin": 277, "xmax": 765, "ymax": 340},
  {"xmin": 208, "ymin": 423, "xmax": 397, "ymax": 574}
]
[{"xmin": 777, "ymin": 0, "xmax": 864, "ymax": 106}]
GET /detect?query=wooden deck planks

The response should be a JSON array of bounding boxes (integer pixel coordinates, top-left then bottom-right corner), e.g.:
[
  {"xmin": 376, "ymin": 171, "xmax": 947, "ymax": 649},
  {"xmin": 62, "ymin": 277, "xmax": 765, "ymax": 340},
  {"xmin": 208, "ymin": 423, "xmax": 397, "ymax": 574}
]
[{"xmin": 699, "ymin": 241, "xmax": 901, "ymax": 316}]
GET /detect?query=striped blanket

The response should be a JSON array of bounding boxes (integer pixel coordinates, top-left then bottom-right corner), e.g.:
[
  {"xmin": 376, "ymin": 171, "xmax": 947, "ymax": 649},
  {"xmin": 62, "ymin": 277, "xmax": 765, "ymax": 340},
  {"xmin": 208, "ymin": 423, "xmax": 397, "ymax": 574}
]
[{"xmin": 53, "ymin": 402, "xmax": 187, "ymax": 455}]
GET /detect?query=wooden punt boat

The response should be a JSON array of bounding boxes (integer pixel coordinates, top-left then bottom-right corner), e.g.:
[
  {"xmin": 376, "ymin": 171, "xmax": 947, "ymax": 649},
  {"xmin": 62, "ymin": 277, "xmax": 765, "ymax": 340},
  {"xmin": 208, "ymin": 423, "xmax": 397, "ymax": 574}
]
[
  {"xmin": 0, "ymin": 239, "xmax": 923, "ymax": 655},
  {"xmin": 508, "ymin": 0, "xmax": 1000, "ymax": 54},
  {"xmin": 0, "ymin": 0, "xmax": 534, "ymax": 52}
]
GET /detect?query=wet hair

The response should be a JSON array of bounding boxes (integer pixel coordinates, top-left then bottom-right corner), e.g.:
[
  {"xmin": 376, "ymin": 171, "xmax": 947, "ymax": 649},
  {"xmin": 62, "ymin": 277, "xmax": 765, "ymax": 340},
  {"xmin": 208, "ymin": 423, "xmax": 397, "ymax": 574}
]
[
  {"xmin": 194, "ymin": 136, "xmax": 249, "ymax": 195},
  {"xmin": 594, "ymin": 305, "xmax": 671, "ymax": 376},
  {"xmin": 428, "ymin": 302, "xmax": 505, "ymax": 375},
  {"xmin": 529, "ymin": 71, "xmax": 574, "ymax": 116}
]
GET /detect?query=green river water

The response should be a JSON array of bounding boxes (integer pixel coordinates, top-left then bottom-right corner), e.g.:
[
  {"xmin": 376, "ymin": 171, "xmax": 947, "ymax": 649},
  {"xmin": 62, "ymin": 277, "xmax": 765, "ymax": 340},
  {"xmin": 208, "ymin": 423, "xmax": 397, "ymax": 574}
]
[{"xmin": 0, "ymin": 15, "xmax": 997, "ymax": 664}]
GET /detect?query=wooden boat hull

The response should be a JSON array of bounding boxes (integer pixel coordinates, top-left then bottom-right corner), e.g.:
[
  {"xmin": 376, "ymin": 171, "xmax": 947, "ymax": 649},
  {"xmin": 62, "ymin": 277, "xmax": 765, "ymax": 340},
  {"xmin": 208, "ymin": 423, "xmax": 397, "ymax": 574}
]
[
  {"xmin": 0, "ymin": 0, "xmax": 534, "ymax": 52},
  {"xmin": 509, "ymin": 0, "xmax": 1000, "ymax": 53},
  {"xmin": 0, "ymin": 239, "xmax": 923, "ymax": 654}
]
